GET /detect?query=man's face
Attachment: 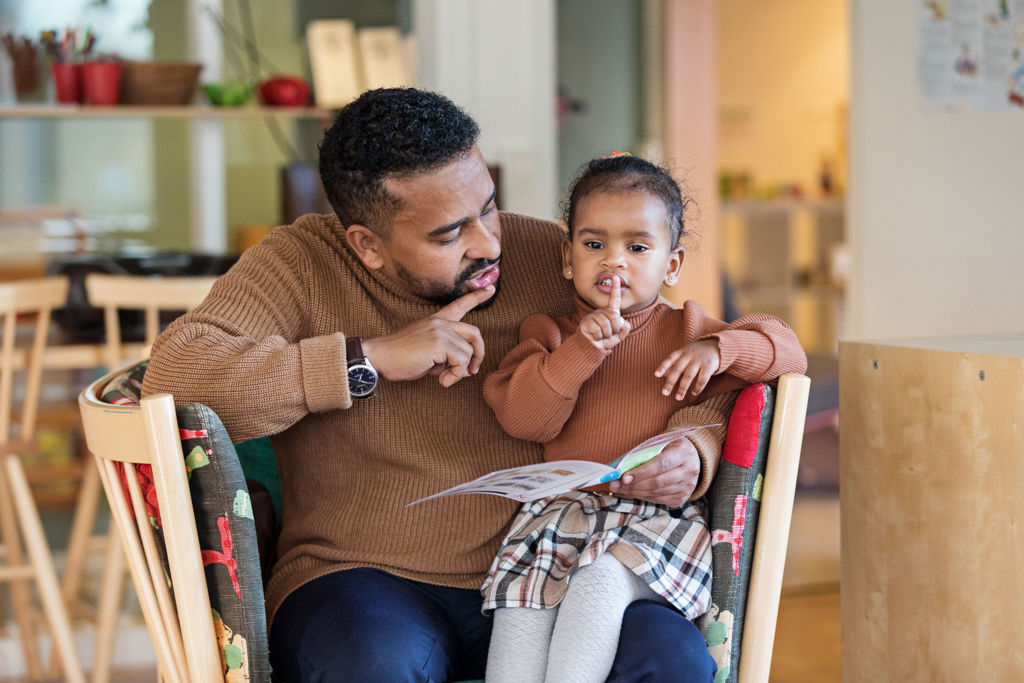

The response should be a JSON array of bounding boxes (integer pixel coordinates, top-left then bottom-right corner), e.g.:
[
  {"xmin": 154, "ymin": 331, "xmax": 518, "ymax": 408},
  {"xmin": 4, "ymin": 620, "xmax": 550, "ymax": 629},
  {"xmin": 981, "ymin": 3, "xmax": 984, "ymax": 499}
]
[{"xmin": 374, "ymin": 147, "xmax": 501, "ymax": 305}]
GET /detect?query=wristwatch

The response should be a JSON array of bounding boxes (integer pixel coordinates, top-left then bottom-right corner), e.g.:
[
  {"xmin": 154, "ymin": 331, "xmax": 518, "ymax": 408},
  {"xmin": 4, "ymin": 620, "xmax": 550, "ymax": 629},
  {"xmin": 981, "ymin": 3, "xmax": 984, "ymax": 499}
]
[{"xmin": 346, "ymin": 337, "xmax": 378, "ymax": 399}]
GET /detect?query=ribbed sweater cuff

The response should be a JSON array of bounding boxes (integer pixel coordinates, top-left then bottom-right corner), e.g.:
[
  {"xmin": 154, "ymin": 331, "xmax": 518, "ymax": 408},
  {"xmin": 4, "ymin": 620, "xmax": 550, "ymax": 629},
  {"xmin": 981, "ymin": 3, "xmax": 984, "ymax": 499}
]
[
  {"xmin": 540, "ymin": 330, "xmax": 609, "ymax": 397},
  {"xmin": 707, "ymin": 330, "xmax": 771, "ymax": 377},
  {"xmin": 299, "ymin": 332, "xmax": 351, "ymax": 413},
  {"xmin": 667, "ymin": 391, "xmax": 738, "ymax": 500}
]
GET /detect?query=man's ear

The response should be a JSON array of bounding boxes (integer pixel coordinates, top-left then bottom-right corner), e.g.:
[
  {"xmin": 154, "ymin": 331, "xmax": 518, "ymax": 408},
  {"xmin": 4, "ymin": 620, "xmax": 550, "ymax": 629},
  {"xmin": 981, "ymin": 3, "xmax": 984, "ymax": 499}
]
[
  {"xmin": 345, "ymin": 225, "xmax": 386, "ymax": 270},
  {"xmin": 663, "ymin": 247, "xmax": 685, "ymax": 287},
  {"xmin": 560, "ymin": 238, "xmax": 574, "ymax": 279}
]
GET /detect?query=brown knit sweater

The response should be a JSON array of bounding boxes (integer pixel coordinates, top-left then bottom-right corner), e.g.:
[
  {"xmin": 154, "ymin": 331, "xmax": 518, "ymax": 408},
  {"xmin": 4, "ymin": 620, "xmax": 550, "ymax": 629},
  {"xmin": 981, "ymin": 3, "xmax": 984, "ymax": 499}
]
[
  {"xmin": 142, "ymin": 212, "xmax": 577, "ymax": 622},
  {"xmin": 483, "ymin": 296, "xmax": 808, "ymax": 498}
]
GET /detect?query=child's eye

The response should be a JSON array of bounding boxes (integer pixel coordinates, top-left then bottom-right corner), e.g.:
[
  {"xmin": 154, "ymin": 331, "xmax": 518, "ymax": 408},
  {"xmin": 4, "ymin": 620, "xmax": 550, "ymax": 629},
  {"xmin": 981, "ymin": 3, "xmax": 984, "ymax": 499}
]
[
  {"xmin": 628, "ymin": 244, "xmax": 650, "ymax": 253},
  {"xmin": 583, "ymin": 241, "xmax": 603, "ymax": 250}
]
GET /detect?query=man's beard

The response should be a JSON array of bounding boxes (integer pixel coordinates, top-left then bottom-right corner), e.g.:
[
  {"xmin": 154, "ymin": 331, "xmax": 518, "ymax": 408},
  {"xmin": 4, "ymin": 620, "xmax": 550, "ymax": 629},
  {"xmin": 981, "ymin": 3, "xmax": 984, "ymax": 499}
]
[{"xmin": 394, "ymin": 258, "xmax": 501, "ymax": 308}]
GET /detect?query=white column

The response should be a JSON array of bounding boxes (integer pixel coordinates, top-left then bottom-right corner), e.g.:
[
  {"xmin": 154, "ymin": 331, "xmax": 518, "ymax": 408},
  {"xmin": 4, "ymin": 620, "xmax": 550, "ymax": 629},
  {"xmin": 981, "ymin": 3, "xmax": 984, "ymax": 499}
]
[
  {"xmin": 412, "ymin": 0, "xmax": 558, "ymax": 219},
  {"xmin": 187, "ymin": 0, "xmax": 227, "ymax": 254}
]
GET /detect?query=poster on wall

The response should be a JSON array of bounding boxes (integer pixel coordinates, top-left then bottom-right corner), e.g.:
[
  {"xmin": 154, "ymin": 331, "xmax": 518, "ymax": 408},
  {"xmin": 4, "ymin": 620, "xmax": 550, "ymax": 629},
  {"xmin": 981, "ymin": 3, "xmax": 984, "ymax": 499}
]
[{"xmin": 918, "ymin": 0, "xmax": 1024, "ymax": 110}]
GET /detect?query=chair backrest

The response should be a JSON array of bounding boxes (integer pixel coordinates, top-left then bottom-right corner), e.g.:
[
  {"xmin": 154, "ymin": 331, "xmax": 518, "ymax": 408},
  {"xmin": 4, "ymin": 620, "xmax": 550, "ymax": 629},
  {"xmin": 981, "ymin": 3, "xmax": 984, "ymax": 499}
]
[
  {"xmin": 0, "ymin": 277, "xmax": 70, "ymax": 447},
  {"xmin": 79, "ymin": 370, "xmax": 222, "ymax": 683},
  {"xmin": 737, "ymin": 372, "xmax": 809, "ymax": 682},
  {"xmin": 698, "ymin": 373, "xmax": 809, "ymax": 683},
  {"xmin": 84, "ymin": 274, "xmax": 217, "ymax": 371}
]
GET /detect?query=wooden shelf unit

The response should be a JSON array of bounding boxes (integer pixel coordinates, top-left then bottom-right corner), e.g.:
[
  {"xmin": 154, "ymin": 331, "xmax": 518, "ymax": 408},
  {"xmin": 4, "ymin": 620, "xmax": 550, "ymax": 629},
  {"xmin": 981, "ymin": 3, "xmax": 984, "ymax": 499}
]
[{"xmin": 0, "ymin": 104, "xmax": 333, "ymax": 120}]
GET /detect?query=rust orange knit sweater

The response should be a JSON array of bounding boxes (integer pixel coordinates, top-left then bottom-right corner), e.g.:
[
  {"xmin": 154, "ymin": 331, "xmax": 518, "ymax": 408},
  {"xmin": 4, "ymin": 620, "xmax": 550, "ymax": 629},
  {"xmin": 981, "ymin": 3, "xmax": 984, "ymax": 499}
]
[{"xmin": 483, "ymin": 296, "xmax": 808, "ymax": 498}]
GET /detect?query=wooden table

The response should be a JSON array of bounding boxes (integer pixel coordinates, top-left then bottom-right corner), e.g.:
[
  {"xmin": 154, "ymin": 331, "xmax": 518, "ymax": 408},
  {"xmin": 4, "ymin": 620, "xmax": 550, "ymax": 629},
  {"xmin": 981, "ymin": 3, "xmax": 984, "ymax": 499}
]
[{"xmin": 839, "ymin": 334, "xmax": 1024, "ymax": 681}]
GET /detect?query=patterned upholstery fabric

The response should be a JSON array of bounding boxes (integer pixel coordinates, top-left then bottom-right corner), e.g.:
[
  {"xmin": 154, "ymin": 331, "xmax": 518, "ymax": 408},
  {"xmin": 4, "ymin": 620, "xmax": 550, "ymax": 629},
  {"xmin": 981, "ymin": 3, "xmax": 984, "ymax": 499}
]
[
  {"xmin": 698, "ymin": 383, "xmax": 776, "ymax": 683},
  {"xmin": 102, "ymin": 361, "xmax": 272, "ymax": 682}
]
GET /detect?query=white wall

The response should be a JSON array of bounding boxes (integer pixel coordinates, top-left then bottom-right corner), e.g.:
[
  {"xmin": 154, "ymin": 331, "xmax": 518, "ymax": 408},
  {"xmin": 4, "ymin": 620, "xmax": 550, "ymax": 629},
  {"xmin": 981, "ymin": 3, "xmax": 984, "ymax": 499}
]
[
  {"xmin": 848, "ymin": 0, "xmax": 1024, "ymax": 339},
  {"xmin": 413, "ymin": 0, "xmax": 558, "ymax": 219}
]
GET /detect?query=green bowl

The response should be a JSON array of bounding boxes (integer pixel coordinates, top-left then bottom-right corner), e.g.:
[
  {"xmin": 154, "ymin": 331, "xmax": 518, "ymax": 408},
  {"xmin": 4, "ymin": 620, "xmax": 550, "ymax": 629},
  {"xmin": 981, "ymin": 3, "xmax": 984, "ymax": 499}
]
[{"xmin": 202, "ymin": 82, "xmax": 254, "ymax": 107}]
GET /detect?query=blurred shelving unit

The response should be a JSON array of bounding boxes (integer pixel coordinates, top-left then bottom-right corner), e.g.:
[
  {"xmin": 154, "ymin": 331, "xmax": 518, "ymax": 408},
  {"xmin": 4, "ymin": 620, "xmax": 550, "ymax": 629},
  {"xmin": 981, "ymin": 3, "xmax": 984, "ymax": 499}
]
[
  {"xmin": 0, "ymin": 104, "xmax": 332, "ymax": 119},
  {"xmin": 721, "ymin": 198, "xmax": 846, "ymax": 355}
]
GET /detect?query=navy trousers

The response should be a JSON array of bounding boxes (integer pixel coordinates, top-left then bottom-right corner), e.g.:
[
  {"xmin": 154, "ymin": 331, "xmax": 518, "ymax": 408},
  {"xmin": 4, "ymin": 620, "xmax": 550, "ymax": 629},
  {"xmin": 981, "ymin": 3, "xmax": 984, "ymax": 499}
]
[{"xmin": 269, "ymin": 567, "xmax": 716, "ymax": 683}]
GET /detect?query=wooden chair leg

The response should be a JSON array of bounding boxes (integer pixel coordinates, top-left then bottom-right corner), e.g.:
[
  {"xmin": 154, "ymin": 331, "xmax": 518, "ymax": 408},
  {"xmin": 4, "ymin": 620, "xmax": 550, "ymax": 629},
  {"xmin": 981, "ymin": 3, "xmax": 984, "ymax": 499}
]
[
  {"xmin": 4, "ymin": 454, "xmax": 86, "ymax": 683},
  {"xmin": 62, "ymin": 458, "xmax": 104, "ymax": 611},
  {"xmin": 0, "ymin": 456, "xmax": 44, "ymax": 678},
  {"xmin": 48, "ymin": 459, "xmax": 104, "ymax": 677},
  {"xmin": 91, "ymin": 530, "xmax": 126, "ymax": 683}
]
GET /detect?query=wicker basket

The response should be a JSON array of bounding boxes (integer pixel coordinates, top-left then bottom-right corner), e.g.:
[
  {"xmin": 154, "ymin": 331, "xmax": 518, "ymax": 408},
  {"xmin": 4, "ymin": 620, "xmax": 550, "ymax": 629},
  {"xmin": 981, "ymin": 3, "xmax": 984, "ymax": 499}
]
[{"xmin": 120, "ymin": 61, "xmax": 202, "ymax": 105}]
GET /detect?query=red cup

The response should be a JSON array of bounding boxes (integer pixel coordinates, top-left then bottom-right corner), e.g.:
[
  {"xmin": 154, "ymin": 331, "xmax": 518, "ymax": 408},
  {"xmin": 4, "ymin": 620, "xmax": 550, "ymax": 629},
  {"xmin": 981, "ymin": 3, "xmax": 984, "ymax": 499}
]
[
  {"xmin": 52, "ymin": 62, "xmax": 84, "ymax": 104},
  {"xmin": 82, "ymin": 61, "xmax": 122, "ymax": 106}
]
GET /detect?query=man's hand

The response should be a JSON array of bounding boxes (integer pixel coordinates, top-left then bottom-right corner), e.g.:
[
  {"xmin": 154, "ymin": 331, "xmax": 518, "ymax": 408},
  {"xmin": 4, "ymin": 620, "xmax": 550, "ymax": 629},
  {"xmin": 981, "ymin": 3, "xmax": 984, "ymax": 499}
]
[
  {"xmin": 608, "ymin": 438, "xmax": 700, "ymax": 506},
  {"xmin": 361, "ymin": 285, "xmax": 495, "ymax": 388},
  {"xmin": 577, "ymin": 276, "xmax": 631, "ymax": 351},
  {"xmin": 654, "ymin": 338, "xmax": 721, "ymax": 401}
]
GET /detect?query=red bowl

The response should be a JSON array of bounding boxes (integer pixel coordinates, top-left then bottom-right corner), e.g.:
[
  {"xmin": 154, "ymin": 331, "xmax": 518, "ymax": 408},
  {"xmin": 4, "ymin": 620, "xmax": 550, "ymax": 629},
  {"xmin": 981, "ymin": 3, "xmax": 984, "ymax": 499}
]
[{"xmin": 259, "ymin": 76, "xmax": 311, "ymax": 107}]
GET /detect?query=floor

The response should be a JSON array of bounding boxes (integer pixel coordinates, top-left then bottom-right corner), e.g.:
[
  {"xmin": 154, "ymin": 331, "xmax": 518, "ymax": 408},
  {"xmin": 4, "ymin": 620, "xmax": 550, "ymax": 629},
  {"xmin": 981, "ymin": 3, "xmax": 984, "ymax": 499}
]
[{"xmin": 2, "ymin": 429, "xmax": 842, "ymax": 683}]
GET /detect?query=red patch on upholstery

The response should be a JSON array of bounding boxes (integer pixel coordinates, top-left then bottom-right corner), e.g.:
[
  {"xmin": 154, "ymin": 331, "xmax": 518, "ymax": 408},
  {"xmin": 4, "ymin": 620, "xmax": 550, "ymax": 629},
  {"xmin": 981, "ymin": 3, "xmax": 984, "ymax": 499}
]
[{"xmin": 722, "ymin": 384, "xmax": 767, "ymax": 468}]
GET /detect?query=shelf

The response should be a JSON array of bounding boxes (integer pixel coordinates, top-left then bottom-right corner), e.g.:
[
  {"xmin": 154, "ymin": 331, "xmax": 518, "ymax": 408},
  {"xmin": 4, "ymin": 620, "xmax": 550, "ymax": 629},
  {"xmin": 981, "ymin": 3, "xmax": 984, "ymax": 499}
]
[{"xmin": 0, "ymin": 103, "xmax": 333, "ymax": 120}]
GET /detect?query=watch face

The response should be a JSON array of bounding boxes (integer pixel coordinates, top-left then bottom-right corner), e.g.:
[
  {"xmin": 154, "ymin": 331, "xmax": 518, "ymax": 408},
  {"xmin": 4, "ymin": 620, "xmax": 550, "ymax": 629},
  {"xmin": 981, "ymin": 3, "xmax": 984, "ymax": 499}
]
[{"xmin": 348, "ymin": 363, "xmax": 378, "ymax": 397}]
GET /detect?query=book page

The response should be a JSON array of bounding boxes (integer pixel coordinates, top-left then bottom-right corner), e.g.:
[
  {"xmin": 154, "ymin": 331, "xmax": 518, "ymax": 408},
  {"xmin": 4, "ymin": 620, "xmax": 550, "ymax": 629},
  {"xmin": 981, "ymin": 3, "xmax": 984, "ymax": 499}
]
[
  {"xmin": 408, "ymin": 460, "xmax": 614, "ymax": 505},
  {"xmin": 408, "ymin": 424, "xmax": 718, "ymax": 505}
]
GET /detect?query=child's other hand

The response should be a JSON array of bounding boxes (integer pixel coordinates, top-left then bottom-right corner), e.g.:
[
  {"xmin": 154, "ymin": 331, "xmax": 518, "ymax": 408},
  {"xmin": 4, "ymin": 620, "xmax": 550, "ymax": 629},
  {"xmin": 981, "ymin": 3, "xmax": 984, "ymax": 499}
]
[
  {"xmin": 578, "ymin": 276, "xmax": 631, "ymax": 351},
  {"xmin": 655, "ymin": 338, "xmax": 721, "ymax": 400}
]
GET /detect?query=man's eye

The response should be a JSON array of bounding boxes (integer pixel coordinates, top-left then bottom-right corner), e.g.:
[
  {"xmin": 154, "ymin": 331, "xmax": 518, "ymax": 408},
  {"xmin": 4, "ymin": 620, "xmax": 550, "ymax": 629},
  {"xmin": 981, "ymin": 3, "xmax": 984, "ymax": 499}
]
[
  {"xmin": 584, "ymin": 241, "xmax": 603, "ymax": 250},
  {"xmin": 438, "ymin": 232, "xmax": 460, "ymax": 245}
]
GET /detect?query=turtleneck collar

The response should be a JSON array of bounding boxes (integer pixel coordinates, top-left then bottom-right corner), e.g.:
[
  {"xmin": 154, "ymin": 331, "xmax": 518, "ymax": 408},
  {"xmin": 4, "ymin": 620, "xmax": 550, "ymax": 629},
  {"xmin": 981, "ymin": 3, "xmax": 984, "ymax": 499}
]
[{"xmin": 570, "ymin": 292, "xmax": 662, "ymax": 333}]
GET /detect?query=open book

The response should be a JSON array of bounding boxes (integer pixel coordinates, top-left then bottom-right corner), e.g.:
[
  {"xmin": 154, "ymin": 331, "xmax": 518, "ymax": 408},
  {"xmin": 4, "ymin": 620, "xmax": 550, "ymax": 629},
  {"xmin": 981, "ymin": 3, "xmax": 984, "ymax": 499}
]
[{"xmin": 408, "ymin": 424, "xmax": 716, "ymax": 505}]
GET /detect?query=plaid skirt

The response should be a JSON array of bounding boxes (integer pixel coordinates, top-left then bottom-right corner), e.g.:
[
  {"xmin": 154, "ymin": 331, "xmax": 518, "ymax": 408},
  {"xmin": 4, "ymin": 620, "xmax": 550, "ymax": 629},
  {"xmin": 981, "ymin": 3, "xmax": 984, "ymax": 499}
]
[{"xmin": 481, "ymin": 491, "xmax": 712, "ymax": 619}]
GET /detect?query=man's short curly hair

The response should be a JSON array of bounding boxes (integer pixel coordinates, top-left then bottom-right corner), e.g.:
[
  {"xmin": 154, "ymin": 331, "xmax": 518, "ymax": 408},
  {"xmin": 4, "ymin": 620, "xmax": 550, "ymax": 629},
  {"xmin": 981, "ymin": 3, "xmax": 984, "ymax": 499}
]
[{"xmin": 318, "ymin": 88, "xmax": 480, "ymax": 236}]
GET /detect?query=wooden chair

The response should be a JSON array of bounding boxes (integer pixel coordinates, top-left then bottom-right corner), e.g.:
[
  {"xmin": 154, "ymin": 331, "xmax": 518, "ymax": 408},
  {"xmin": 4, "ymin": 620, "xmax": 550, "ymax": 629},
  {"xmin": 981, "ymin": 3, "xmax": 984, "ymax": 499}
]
[
  {"xmin": 78, "ymin": 370, "xmax": 223, "ymax": 682},
  {"xmin": 59, "ymin": 274, "xmax": 217, "ymax": 683},
  {"xmin": 79, "ymin": 362, "xmax": 808, "ymax": 683},
  {"xmin": 0, "ymin": 277, "xmax": 86, "ymax": 682},
  {"xmin": 79, "ymin": 363, "xmax": 271, "ymax": 682}
]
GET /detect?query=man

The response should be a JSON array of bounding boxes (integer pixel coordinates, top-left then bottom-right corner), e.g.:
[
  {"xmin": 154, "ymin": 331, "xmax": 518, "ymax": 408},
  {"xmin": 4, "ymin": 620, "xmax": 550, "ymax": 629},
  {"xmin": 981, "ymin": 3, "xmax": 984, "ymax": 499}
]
[{"xmin": 144, "ymin": 88, "xmax": 719, "ymax": 681}]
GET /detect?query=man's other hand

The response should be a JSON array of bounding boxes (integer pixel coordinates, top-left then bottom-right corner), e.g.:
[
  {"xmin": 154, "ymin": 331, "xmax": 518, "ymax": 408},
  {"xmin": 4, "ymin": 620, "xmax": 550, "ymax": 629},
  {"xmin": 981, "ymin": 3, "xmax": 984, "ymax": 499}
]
[
  {"xmin": 361, "ymin": 285, "xmax": 496, "ymax": 387},
  {"xmin": 608, "ymin": 438, "xmax": 700, "ymax": 506}
]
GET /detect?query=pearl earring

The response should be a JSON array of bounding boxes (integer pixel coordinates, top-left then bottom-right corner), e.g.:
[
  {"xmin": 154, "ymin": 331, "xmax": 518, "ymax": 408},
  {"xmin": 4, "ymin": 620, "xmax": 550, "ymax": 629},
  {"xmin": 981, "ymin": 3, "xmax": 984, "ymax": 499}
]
[{"xmin": 564, "ymin": 268, "xmax": 573, "ymax": 278}]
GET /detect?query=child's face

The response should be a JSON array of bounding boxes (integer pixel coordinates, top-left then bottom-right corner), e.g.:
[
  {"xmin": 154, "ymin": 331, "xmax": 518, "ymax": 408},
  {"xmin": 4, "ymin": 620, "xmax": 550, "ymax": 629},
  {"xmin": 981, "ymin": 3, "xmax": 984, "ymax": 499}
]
[{"xmin": 561, "ymin": 190, "xmax": 683, "ymax": 313}]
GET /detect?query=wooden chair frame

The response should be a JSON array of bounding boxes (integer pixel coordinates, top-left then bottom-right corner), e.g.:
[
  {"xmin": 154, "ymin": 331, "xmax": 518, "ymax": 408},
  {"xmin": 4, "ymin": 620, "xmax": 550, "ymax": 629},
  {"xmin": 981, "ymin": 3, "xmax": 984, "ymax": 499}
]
[
  {"xmin": 0, "ymin": 277, "xmax": 85, "ymax": 682},
  {"xmin": 737, "ymin": 372, "xmax": 809, "ymax": 682},
  {"xmin": 59, "ymin": 273, "xmax": 217, "ymax": 682},
  {"xmin": 79, "ymin": 370, "xmax": 223, "ymax": 682}
]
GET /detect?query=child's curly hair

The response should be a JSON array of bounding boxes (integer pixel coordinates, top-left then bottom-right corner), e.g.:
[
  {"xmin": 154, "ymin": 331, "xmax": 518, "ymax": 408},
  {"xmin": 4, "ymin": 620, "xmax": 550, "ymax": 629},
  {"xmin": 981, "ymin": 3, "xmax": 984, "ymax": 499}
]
[{"xmin": 562, "ymin": 155, "xmax": 696, "ymax": 249}]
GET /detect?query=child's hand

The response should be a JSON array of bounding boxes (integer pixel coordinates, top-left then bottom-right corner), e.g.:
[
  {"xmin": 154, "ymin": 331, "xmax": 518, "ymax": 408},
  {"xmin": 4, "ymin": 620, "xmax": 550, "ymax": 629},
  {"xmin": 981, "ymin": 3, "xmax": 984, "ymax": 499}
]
[
  {"xmin": 654, "ymin": 338, "xmax": 721, "ymax": 400},
  {"xmin": 577, "ymin": 276, "xmax": 631, "ymax": 351}
]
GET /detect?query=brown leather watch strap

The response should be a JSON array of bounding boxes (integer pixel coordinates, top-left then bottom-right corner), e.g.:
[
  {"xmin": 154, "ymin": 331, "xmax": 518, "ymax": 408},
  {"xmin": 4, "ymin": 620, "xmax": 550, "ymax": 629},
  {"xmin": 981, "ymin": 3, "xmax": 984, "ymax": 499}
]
[{"xmin": 346, "ymin": 336, "xmax": 365, "ymax": 365}]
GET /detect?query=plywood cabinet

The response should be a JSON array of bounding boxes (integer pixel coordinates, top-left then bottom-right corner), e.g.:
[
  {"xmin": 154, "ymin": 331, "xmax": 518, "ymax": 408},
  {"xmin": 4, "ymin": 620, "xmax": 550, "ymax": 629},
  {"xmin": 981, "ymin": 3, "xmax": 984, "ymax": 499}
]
[{"xmin": 839, "ymin": 335, "xmax": 1024, "ymax": 681}]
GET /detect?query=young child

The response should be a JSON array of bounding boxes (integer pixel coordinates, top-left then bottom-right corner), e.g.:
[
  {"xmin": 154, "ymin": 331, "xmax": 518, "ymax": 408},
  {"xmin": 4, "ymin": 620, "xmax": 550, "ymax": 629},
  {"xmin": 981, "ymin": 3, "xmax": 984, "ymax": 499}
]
[{"xmin": 481, "ymin": 154, "xmax": 807, "ymax": 682}]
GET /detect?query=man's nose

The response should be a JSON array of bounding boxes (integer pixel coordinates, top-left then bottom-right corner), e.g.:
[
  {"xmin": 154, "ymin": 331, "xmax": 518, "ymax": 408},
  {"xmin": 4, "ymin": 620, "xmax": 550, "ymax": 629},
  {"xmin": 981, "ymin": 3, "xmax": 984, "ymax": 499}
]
[{"xmin": 466, "ymin": 219, "xmax": 500, "ymax": 260}]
